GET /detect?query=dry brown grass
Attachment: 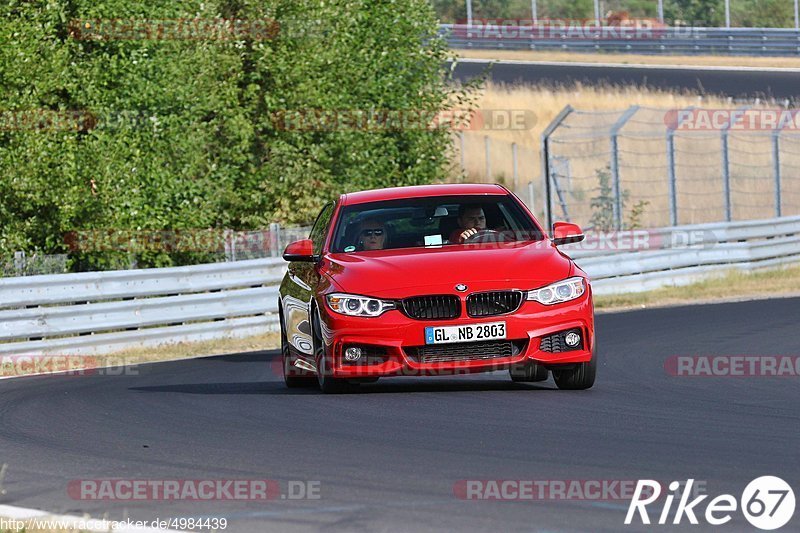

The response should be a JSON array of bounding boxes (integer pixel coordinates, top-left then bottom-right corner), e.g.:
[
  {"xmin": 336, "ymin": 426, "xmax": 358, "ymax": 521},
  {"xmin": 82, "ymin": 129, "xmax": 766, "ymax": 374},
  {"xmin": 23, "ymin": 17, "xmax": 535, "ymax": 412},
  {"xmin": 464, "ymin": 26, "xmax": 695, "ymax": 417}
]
[
  {"xmin": 456, "ymin": 48, "xmax": 800, "ymax": 68},
  {"xmin": 595, "ymin": 265, "xmax": 800, "ymax": 311},
  {"xmin": 110, "ymin": 331, "xmax": 280, "ymax": 362},
  {"xmin": 0, "ymin": 332, "xmax": 280, "ymax": 378}
]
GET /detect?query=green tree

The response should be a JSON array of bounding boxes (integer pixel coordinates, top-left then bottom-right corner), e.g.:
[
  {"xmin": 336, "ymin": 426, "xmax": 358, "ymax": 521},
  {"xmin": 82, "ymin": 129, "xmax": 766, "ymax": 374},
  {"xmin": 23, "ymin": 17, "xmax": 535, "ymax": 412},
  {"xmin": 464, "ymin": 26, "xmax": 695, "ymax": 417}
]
[{"xmin": 1, "ymin": 0, "xmax": 463, "ymax": 268}]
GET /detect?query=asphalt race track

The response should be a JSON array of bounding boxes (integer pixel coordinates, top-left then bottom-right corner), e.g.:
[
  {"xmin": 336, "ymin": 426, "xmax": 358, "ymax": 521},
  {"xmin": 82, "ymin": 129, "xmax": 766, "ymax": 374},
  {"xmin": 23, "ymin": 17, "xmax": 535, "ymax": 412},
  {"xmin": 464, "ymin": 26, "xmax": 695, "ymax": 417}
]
[
  {"xmin": 451, "ymin": 59, "xmax": 800, "ymax": 100},
  {"xmin": 1, "ymin": 297, "xmax": 799, "ymax": 532}
]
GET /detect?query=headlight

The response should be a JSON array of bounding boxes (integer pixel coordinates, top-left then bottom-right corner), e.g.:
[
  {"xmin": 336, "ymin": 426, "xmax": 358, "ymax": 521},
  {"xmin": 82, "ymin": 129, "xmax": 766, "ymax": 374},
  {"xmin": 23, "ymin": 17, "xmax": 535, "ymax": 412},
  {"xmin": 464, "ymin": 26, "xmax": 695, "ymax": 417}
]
[
  {"xmin": 326, "ymin": 293, "xmax": 396, "ymax": 317},
  {"xmin": 527, "ymin": 277, "xmax": 586, "ymax": 305}
]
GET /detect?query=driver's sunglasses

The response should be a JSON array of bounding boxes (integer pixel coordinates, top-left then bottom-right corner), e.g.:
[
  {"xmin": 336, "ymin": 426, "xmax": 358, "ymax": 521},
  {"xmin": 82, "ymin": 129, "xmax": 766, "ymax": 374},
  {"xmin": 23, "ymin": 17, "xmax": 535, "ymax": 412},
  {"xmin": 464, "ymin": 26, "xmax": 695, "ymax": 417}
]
[{"xmin": 361, "ymin": 229, "xmax": 384, "ymax": 237}]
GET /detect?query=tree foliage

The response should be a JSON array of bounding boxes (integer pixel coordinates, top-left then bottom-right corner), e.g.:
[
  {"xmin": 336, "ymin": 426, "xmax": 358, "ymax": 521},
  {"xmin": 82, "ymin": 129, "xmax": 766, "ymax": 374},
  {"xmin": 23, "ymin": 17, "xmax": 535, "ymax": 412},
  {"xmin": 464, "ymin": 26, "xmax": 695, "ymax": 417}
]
[{"xmin": 1, "ymin": 0, "xmax": 462, "ymax": 267}]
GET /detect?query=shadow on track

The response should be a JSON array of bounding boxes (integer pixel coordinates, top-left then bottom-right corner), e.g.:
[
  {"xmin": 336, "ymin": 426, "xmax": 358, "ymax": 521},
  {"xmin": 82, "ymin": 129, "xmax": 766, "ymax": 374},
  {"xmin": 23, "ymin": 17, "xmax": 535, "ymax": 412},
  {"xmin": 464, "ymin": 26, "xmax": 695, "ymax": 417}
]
[
  {"xmin": 203, "ymin": 351, "xmax": 278, "ymax": 363},
  {"xmin": 129, "ymin": 379, "xmax": 558, "ymax": 395}
]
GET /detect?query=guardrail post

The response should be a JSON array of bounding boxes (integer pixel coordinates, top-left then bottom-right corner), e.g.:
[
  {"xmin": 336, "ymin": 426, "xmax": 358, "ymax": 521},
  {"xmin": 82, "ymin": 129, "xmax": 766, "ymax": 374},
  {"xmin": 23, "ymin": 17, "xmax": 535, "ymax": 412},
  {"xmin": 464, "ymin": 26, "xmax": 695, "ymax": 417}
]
[
  {"xmin": 772, "ymin": 129, "xmax": 783, "ymax": 217},
  {"xmin": 610, "ymin": 106, "xmax": 640, "ymax": 230},
  {"xmin": 511, "ymin": 142, "xmax": 519, "ymax": 193},
  {"xmin": 540, "ymin": 105, "xmax": 574, "ymax": 229},
  {"xmin": 484, "ymin": 135, "xmax": 491, "ymax": 181}
]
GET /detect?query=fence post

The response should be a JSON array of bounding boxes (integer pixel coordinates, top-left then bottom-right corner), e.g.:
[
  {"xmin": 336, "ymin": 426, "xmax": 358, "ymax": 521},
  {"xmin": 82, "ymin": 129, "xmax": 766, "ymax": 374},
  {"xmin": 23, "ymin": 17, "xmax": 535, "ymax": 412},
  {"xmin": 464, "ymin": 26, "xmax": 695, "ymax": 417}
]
[
  {"xmin": 721, "ymin": 106, "xmax": 750, "ymax": 223},
  {"xmin": 540, "ymin": 105, "xmax": 574, "ymax": 229},
  {"xmin": 721, "ymin": 130, "xmax": 732, "ymax": 222},
  {"xmin": 610, "ymin": 106, "xmax": 640, "ymax": 230},
  {"xmin": 666, "ymin": 131, "xmax": 678, "ymax": 226},
  {"xmin": 14, "ymin": 251, "xmax": 25, "ymax": 276},
  {"xmin": 223, "ymin": 230, "xmax": 235, "ymax": 262},
  {"xmin": 484, "ymin": 135, "xmax": 491, "ymax": 181},
  {"xmin": 269, "ymin": 222, "xmax": 281, "ymax": 258},
  {"xmin": 666, "ymin": 107, "xmax": 693, "ymax": 226},
  {"xmin": 458, "ymin": 131, "xmax": 466, "ymax": 180},
  {"xmin": 528, "ymin": 180, "xmax": 535, "ymax": 216},
  {"xmin": 511, "ymin": 142, "xmax": 519, "ymax": 193},
  {"xmin": 772, "ymin": 127, "xmax": 783, "ymax": 218}
]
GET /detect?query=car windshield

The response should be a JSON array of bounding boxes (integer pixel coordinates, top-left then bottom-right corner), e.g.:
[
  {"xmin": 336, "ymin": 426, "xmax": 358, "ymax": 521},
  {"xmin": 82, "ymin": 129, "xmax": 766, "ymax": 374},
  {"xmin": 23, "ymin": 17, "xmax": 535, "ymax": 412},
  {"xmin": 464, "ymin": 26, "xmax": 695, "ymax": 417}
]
[{"xmin": 331, "ymin": 195, "xmax": 544, "ymax": 253}]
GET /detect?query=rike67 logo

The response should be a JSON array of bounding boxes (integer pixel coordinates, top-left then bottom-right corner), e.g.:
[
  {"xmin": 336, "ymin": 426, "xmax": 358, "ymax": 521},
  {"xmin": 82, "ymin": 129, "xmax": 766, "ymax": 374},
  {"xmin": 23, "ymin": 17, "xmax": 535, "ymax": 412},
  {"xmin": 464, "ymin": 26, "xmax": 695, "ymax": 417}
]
[{"xmin": 626, "ymin": 477, "xmax": 795, "ymax": 530}]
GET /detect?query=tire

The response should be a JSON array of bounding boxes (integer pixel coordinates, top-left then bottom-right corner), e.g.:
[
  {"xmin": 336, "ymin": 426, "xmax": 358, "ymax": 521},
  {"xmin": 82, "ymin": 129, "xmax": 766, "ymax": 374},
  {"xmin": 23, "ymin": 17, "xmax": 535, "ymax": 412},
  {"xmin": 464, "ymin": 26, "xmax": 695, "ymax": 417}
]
[
  {"xmin": 509, "ymin": 361, "xmax": 548, "ymax": 382},
  {"xmin": 552, "ymin": 349, "xmax": 597, "ymax": 390},
  {"xmin": 281, "ymin": 313, "xmax": 315, "ymax": 388},
  {"xmin": 312, "ymin": 308, "xmax": 351, "ymax": 394}
]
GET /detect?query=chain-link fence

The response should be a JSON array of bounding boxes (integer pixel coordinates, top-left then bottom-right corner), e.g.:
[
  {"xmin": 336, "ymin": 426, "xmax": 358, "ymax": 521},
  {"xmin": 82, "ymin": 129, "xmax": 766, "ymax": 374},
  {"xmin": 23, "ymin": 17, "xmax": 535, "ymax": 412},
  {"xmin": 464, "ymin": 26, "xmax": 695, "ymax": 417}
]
[
  {"xmin": 0, "ymin": 226, "xmax": 313, "ymax": 277},
  {"xmin": 0, "ymin": 252, "xmax": 69, "ymax": 277},
  {"xmin": 545, "ymin": 105, "xmax": 800, "ymax": 229},
  {"xmin": 457, "ymin": 106, "xmax": 800, "ymax": 230}
]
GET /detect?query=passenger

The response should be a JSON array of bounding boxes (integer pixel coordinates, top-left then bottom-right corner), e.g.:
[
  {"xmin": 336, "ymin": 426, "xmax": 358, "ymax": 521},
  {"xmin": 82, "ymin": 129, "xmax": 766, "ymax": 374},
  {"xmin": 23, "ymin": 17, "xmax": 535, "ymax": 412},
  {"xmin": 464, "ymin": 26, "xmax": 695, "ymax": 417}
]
[{"xmin": 358, "ymin": 219, "xmax": 386, "ymax": 250}]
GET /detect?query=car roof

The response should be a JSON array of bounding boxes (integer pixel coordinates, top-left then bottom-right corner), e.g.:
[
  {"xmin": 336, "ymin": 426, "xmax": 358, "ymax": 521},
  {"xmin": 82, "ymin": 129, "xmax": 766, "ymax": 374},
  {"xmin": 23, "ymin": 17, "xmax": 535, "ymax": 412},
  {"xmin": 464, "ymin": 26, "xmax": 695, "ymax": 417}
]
[{"xmin": 340, "ymin": 183, "xmax": 508, "ymax": 206}]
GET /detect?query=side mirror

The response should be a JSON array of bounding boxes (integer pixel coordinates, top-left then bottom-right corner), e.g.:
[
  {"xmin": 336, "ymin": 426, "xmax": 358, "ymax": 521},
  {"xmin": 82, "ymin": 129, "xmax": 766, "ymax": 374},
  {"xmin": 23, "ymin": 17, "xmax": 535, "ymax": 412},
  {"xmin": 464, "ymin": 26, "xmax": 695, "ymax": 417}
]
[
  {"xmin": 283, "ymin": 239, "xmax": 317, "ymax": 262},
  {"xmin": 552, "ymin": 222, "xmax": 584, "ymax": 246}
]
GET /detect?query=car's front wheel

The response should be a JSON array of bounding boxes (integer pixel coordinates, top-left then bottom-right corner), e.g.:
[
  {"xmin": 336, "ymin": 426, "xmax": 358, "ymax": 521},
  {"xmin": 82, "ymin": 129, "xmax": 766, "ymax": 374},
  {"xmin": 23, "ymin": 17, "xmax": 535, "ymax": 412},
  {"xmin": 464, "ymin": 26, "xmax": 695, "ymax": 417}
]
[
  {"xmin": 552, "ymin": 350, "xmax": 597, "ymax": 390},
  {"xmin": 312, "ymin": 308, "xmax": 351, "ymax": 394}
]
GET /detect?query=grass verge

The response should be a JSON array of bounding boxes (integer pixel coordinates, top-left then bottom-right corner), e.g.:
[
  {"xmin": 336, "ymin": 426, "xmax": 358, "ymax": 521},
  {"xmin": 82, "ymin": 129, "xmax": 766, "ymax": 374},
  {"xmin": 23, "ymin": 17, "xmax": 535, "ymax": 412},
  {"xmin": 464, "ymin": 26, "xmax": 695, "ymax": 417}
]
[
  {"xmin": 455, "ymin": 48, "xmax": 800, "ymax": 69},
  {"xmin": 595, "ymin": 265, "xmax": 800, "ymax": 311},
  {"xmin": 0, "ymin": 332, "xmax": 280, "ymax": 379}
]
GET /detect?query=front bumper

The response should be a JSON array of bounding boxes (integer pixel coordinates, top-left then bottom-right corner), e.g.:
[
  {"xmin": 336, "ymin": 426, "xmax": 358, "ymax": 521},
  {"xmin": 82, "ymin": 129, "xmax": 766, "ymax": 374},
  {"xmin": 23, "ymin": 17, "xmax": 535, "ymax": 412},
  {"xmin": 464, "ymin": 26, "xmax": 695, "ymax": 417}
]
[{"xmin": 316, "ymin": 292, "xmax": 595, "ymax": 378}]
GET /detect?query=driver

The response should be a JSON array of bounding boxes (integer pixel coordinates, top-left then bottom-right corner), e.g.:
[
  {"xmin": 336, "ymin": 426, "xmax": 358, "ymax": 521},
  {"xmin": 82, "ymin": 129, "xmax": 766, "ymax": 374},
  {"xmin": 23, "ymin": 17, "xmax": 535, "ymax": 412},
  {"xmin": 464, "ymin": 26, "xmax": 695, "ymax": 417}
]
[{"xmin": 449, "ymin": 204, "xmax": 487, "ymax": 244}]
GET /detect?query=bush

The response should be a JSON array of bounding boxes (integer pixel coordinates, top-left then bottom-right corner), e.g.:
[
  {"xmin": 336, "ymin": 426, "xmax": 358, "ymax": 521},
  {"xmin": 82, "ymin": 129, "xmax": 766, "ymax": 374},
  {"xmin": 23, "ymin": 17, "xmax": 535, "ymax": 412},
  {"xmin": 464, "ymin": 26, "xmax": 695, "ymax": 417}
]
[{"xmin": 0, "ymin": 0, "xmax": 463, "ymax": 268}]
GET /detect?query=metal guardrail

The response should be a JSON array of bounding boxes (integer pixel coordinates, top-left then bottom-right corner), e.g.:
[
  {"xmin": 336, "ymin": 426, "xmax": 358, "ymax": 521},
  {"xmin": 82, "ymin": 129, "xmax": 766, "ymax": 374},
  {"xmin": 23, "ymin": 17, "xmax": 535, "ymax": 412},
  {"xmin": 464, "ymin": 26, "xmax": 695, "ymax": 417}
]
[
  {"xmin": 0, "ymin": 258, "xmax": 285, "ymax": 356},
  {"xmin": 567, "ymin": 215, "xmax": 800, "ymax": 294},
  {"xmin": 0, "ymin": 215, "xmax": 797, "ymax": 356},
  {"xmin": 441, "ymin": 24, "xmax": 800, "ymax": 56}
]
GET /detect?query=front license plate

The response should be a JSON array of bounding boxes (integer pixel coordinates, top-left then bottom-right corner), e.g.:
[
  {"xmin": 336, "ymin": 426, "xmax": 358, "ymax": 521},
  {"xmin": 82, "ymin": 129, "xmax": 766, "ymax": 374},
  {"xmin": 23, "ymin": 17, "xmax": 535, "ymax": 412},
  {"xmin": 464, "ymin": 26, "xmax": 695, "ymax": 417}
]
[{"xmin": 425, "ymin": 322, "xmax": 506, "ymax": 345}]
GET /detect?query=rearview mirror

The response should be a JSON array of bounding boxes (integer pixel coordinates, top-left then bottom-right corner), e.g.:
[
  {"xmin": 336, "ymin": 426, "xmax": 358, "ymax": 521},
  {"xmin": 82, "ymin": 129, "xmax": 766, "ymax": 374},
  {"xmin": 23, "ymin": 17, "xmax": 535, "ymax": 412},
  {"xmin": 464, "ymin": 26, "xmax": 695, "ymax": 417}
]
[
  {"xmin": 283, "ymin": 239, "xmax": 317, "ymax": 262},
  {"xmin": 552, "ymin": 222, "xmax": 584, "ymax": 246}
]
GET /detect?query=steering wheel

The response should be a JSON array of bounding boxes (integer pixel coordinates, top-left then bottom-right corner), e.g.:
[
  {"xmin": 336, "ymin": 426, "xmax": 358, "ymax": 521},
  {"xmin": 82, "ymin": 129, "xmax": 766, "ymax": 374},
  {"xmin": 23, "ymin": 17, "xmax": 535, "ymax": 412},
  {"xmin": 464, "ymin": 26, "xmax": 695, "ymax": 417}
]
[{"xmin": 463, "ymin": 229, "xmax": 501, "ymax": 243}]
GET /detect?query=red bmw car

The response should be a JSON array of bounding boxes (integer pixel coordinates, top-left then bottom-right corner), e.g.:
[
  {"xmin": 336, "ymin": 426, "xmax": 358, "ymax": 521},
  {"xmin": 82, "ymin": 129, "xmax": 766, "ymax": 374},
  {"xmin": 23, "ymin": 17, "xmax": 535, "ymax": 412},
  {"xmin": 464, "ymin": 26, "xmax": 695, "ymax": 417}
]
[{"xmin": 278, "ymin": 183, "xmax": 595, "ymax": 393}]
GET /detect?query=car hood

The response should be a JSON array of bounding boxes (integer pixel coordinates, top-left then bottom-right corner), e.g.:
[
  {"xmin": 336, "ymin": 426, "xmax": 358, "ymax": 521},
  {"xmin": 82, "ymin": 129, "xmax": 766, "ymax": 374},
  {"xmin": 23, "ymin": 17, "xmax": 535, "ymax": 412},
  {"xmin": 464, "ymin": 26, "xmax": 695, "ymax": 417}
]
[{"xmin": 324, "ymin": 242, "xmax": 573, "ymax": 298}]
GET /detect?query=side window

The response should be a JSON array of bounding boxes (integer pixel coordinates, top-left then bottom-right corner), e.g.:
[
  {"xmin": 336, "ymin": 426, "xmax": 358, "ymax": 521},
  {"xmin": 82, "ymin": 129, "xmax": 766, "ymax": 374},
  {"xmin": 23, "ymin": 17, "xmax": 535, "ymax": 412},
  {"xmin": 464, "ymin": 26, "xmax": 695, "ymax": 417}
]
[{"xmin": 309, "ymin": 202, "xmax": 335, "ymax": 255}]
